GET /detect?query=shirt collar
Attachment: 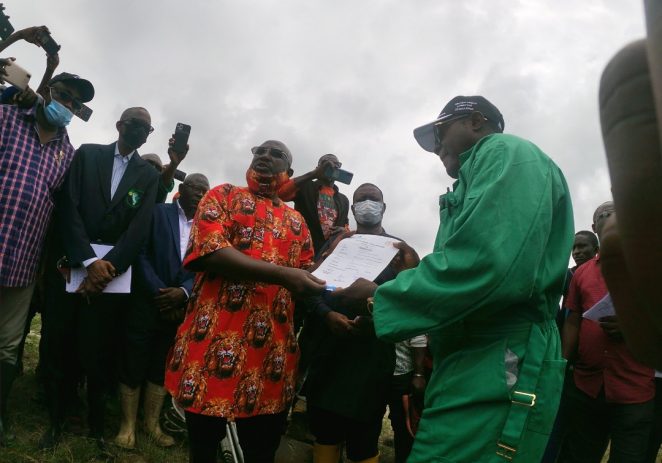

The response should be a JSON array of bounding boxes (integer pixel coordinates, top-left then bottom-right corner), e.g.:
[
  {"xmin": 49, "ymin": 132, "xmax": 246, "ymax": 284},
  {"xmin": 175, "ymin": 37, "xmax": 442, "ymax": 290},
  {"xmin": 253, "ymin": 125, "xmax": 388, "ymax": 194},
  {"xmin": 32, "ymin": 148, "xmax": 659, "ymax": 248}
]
[
  {"xmin": 176, "ymin": 199, "xmax": 193, "ymax": 222},
  {"xmin": 458, "ymin": 133, "xmax": 498, "ymax": 169},
  {"xmin": 114, "ymin": 141, "xmax": 135, "ymax": 162}
]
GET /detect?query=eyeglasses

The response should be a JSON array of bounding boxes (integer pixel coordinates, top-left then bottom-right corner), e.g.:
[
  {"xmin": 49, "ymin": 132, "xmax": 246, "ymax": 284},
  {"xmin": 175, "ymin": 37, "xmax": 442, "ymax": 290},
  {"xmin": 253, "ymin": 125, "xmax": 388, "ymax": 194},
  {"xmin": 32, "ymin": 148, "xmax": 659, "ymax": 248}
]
[
  {"xmin": 251, "ymin": 146, "xmax": 288, "ymax": 160},
  {"xmin": 122, "ymin": 118, "xmax": 155, "ymax": 134},
  {"xmin": 49, "ymin": 86, "xmax": 83, "ymax": 111},
  {"xmin": 433, "ymin": 115, "xmax": 470, "ymax": 149}
]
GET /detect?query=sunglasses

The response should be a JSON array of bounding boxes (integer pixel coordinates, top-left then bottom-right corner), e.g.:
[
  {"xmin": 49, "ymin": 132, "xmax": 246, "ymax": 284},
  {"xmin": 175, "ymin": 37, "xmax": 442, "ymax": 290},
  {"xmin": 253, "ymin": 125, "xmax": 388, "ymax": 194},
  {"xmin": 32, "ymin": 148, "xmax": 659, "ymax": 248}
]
[
  {"xmin": 251, "ymin": 146, "xmax": 288, "ymax": 160},
  {"xmin": 122, "ymin": 118, "xmax": 155, "ymax": 134},
  {"xmin": 49, "ymin": 86, "xmax": 83, "ymax": 111}
]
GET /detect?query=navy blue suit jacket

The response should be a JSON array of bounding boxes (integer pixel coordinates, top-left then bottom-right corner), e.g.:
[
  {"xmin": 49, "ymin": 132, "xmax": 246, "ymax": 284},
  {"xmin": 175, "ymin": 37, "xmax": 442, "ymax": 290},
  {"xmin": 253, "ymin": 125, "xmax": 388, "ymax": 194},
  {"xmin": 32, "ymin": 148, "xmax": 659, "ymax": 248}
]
[{"xmin": 135, "ymin": 202, "xmax": 194, "ymax": 297}]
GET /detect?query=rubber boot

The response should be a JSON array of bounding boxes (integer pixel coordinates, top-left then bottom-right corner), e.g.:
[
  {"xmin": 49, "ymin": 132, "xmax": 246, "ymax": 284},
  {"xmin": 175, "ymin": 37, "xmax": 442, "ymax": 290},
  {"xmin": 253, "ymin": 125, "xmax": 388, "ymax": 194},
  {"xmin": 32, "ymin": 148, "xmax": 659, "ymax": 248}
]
[
  {"xmin": 0, "ymin": 361, "xmax": 18, "ymax": 446},
  {"xmin": 143, "ymin": 381, "xmax": 175, "ymax": 447},
  {"xmin": 350, "ymin": 453, "xmax": 379, "ymax": 463},
  {"xmin": 313, "ymin": 443, "xmax": 341, "ymax": 463},
  {"xmin": 113, "ymin": 383, "xmax": 140, "ymax": 449}
]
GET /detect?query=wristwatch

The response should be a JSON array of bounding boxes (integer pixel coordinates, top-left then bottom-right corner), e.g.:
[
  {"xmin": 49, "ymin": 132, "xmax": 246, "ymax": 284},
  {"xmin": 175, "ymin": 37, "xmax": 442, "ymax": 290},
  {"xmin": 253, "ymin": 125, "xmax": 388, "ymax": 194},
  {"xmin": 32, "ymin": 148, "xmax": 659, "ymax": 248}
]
[{"xmin": 367, "ymin": 297, "xmax": 374, "ymax": 314}]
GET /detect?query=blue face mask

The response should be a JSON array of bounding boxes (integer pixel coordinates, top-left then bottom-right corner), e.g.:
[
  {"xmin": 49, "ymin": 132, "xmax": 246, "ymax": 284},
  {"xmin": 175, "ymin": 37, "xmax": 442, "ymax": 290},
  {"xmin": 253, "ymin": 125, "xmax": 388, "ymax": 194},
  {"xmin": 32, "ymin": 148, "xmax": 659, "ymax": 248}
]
[{"xmin": 44, "ymin": 98, "xmax": 73, "ymax": 128}]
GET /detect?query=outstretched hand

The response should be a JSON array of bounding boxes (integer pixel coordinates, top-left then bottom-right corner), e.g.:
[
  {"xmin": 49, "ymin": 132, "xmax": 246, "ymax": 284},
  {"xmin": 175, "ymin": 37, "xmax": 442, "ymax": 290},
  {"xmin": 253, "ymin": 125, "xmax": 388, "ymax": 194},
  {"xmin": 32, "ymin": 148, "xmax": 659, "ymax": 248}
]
[
  {"xmin": 279, "ymin": 267, "xmax": 326, "ymax": 297},
  {"xmin": 391, "ymin": 241, "xmax": 420, "ymax": 273},
  {"xmin": 324, "ymin": 311, "xmax": 357, "ymax": 337},
  {"xmin": 17, "ymin": 26, "xmax": 50, "ymax": 46},
  {"xmin": 328, "ymin": 278, "xmax": 378, "ymax": 314}
]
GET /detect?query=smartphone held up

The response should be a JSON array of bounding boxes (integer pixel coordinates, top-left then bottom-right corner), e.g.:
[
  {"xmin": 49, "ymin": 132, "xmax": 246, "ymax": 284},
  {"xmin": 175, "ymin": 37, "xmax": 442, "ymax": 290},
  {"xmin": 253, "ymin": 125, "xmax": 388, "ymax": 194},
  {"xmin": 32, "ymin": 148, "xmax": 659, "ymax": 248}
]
[
  {"xmin": 3, "ymin": 59, "xmax": 31, "ymax": 90},
  {"xmin": 173, "ymin": 123, "xmax": 191, "ymax": 153},
  {"xmin": 324, "ymin": 166, "xmax": 354, "ymax": 185},
  {"xmin": 36, "ymin": 28, "xmax": 60, "ymax": 56}
]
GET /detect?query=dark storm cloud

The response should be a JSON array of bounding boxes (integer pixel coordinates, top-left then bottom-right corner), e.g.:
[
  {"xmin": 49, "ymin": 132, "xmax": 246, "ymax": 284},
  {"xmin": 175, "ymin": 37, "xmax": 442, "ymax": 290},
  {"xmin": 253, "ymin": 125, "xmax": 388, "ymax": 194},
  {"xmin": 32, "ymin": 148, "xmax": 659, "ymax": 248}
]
[{"xmin": 4, "ymin": 0, "xmax": 645, "ymax": 253}]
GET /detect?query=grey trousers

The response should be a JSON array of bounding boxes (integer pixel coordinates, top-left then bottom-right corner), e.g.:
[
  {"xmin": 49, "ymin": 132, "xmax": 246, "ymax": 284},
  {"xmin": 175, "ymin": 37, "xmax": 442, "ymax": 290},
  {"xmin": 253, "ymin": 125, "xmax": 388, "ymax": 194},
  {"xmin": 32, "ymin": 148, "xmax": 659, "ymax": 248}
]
[{"xmin": 0, "ymin": 283, "xmax": 36, "ymax": 365}]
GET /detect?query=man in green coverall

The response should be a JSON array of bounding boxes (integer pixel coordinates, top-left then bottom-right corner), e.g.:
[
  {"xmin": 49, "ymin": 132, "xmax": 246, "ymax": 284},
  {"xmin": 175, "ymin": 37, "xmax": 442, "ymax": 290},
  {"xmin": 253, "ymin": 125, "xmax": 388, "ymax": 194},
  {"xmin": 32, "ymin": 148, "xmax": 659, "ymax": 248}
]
[{"xmin": 331, "ymin": 96, "xmax": 573, "ymax": 462}]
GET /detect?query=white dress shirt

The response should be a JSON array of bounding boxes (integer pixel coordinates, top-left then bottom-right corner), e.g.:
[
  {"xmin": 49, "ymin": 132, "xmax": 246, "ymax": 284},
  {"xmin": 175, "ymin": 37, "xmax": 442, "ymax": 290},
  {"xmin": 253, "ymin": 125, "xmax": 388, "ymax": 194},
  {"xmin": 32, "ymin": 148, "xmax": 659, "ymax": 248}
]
[
  {"xmin": 176, "ymin": 199, "xmax": 193, "ymax": 262},
  {"xmin": 111, "ymin": 143, "xmax": 135, "ymax": 200}
]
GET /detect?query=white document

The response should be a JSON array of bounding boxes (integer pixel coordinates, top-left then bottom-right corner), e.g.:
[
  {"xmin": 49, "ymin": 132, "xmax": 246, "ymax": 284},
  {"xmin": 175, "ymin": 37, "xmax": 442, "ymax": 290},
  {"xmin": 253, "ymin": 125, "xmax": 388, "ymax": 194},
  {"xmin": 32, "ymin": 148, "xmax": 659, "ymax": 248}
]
[
  {"xmin": 312, "ymin": 234, "xmax": 400, "ymax": 289},
  {"xmin": 582, "ymin": 293, "xmax": 615, "ymax": 321},
  {"xmin": 66, "ymin": 244, "xmax": 132, "ymax": 294}
]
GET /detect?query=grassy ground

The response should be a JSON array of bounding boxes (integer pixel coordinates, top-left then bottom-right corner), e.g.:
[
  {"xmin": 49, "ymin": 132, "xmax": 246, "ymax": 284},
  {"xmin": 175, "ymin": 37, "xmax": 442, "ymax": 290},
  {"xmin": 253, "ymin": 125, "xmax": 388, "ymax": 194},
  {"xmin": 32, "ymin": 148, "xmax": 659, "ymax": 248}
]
[
  {"xmin": 1, "ymin": 315, "xmax": 394, "ymax": 463},
  {"xmin": 4, "ymin": 315, "xmax": 656, "ymax": 462},
  {"xmin": 2, "ymin": 315, "xmax": 189, "ymax": 463}
]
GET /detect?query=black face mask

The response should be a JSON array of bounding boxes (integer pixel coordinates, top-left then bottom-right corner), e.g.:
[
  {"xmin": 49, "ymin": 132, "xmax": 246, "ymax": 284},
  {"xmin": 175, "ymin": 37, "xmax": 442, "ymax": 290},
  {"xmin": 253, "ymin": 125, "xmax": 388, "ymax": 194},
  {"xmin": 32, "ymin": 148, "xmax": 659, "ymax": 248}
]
[{"xmin": 123, "ymin": 127, "xmax": 148, "ymax": 150}]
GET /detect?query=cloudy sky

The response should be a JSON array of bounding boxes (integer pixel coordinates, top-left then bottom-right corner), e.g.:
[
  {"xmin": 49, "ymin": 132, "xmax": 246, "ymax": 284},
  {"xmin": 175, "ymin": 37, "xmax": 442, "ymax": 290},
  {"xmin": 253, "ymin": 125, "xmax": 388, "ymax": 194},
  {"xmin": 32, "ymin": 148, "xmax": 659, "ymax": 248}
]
[{"xmin": 6, "ymin": 0, "xmax": 646, "ymax": 255}]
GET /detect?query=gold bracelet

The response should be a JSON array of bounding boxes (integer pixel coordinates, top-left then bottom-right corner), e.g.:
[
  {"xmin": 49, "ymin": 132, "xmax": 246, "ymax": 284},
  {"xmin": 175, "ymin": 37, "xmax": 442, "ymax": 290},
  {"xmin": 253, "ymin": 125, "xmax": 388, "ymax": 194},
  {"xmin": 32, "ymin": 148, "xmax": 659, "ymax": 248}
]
[{"xmin": 367, "ymin": 297, "xmax": 374, "ymax": 314}]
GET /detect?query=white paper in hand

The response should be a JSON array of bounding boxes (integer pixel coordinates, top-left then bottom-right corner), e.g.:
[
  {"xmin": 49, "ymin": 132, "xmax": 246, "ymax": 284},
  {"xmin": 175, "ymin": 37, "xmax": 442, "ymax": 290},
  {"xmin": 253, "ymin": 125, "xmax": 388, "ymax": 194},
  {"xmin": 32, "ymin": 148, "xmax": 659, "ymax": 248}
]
[
  {"xmin": 65, "ymin": 244, "xmax": 132, "ymax": 294},
  {"xmin": 582, "ymin": 293, "xmax": 615, "ymax": 321},
  {"xmin": 312, "ymin": 234, "xmax": 400, "ymax": 288}
]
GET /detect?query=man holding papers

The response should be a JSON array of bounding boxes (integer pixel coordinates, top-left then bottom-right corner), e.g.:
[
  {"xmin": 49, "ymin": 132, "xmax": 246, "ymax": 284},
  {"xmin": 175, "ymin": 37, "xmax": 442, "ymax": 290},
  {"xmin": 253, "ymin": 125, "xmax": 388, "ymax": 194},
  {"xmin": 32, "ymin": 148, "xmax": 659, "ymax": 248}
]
[
  {"xmin": 331, "ymin": 96, "xmax": 574, "ymax": 462},
  {"xmin": 39, "ymin": 107, "xmax": 164, "ymax": 451},
  {"xmin": 305, "ymin": 183, "xmax": 417, "ymax": 463},
  {"xmin": 559, "ymin": 202, "xmax": 655, "ymax": 462}
]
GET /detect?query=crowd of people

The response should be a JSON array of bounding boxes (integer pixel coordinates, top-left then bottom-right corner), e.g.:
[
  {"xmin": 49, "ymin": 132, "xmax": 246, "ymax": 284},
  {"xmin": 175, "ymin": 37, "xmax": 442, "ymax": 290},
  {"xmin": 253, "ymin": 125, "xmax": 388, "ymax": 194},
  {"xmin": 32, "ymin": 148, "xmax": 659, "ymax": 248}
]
[{"xmin": 1, "ymin": 4, "xmax": 662, "ymax": 463}]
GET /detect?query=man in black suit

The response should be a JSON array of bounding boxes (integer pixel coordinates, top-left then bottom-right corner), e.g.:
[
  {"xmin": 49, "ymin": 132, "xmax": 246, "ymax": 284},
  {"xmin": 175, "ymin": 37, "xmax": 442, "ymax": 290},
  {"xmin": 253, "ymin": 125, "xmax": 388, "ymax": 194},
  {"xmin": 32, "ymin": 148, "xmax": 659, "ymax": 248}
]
[
  {"xmin": 39, "ymin": 107, "xmax": 186, "ymax": 452},
  {"xmin": 114, "ymin": 173, "xmax": 209, "ymax": 450}
]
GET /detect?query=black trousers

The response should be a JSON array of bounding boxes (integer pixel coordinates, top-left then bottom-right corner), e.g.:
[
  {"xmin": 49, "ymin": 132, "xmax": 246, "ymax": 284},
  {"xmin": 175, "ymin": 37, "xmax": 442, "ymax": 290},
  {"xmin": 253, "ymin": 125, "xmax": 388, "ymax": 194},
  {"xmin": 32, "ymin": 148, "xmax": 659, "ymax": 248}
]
[
  {"xmin": 308, "ymin": 405, "xmax": 383, "ymax": 461},
  {"xmin": 41, "ymin": 271, "xmax": 125, "ymax": 435},
  {"xmin": 645, "ymin": 377, "xmax": 662, "ymax": 463},
  {"xmin": 558, "ymin": 377, "xmax": 655, "ymax": 463},
  {"xmin": 388, "ymin": 373, "xmax": 414, "ymax": 463},
  {"xmin": 185, "ymin": 411, "xmax": 287, "ymax": 463},
  {"xmin": 118, "ymin": 294, "xmax": 179, "ymax": 388}
]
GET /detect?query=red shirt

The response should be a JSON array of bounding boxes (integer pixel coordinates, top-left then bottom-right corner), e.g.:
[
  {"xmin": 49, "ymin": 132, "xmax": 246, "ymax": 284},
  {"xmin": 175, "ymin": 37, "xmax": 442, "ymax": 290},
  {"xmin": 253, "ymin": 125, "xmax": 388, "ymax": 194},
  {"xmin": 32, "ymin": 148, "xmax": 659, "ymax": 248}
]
[
  {"xmin": 164, "ymin": 184, "xmax": 314, "ymax": 418},
  {"xmin": 566, "ymin": 256, "xmax": 654, "ymax": 403},
  {"xmin": 317, "ymin": 185, "xmax": 338, "ymax": 241}
]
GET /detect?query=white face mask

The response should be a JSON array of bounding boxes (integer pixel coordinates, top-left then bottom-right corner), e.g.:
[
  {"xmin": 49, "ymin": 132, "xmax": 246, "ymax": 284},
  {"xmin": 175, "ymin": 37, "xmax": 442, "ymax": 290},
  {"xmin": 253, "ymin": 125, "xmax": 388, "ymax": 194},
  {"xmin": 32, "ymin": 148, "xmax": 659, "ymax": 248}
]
[{"xmin": 353, "ymin": 200, "xmax": 384, "ymax": 226}]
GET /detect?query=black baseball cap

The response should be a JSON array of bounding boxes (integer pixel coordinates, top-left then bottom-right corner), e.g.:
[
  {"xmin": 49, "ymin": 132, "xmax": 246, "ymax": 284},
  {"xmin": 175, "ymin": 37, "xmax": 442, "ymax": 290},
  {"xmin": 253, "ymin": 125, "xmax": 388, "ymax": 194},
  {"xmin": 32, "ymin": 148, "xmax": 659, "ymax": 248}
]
[
  {"xmin": 48, "ymin": 72, "xmax": 95, "ymax": 103},
  {"xmin": 413, "ymin": 96, "xmax": 505, "ymax": 152}
]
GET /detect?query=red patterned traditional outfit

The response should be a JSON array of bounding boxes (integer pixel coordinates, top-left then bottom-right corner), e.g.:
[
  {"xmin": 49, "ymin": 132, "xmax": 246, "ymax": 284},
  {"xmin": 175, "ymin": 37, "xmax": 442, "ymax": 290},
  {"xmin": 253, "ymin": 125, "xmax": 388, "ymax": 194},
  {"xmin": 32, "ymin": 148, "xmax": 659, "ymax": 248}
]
[{"xmin": 164, "ymin": 183, "xmax": 314, "ymax": 419}]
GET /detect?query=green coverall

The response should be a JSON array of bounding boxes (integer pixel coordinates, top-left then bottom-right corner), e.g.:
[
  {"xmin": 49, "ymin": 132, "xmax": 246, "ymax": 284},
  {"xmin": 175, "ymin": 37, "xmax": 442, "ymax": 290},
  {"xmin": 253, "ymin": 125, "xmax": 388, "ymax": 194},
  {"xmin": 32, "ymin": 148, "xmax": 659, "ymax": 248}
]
[{"xmin": 373, "ymin": 133, "xmax": 574, "ymax": 463}]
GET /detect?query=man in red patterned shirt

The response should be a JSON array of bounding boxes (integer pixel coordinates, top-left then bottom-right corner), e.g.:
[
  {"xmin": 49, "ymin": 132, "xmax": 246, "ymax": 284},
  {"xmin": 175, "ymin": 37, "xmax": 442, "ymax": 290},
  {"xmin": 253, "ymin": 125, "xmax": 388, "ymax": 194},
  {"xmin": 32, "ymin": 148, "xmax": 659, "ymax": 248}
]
[
  {"xmin": 164, "ymin": 140, "xmax": 326, "ymax": 463},
  {"xmin": 0, "ymin": 72, "xmax": 94, "ymax": 445},
  {"xmin": 559, "ymin": 201, "xmax": 655, "ymax": 463}
]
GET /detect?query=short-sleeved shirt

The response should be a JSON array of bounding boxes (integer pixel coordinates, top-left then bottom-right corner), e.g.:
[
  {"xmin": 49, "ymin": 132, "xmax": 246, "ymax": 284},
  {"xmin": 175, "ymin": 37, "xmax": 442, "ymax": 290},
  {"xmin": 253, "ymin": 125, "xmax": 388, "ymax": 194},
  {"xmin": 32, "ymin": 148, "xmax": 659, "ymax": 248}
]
[
  {"xmin": 0, "ymin": 105, "xmax": 75, "ymax": 287},
  {"xmin": 317, "ymin": 185, "xmax": 338, "ymax": 241},
  {"xmin": 566, "ymin": 256, "xmax": 655, "ymax": 404},
  {"xmin": 164, "ymin": 184, "xmax": 314, "ymax": 419}
]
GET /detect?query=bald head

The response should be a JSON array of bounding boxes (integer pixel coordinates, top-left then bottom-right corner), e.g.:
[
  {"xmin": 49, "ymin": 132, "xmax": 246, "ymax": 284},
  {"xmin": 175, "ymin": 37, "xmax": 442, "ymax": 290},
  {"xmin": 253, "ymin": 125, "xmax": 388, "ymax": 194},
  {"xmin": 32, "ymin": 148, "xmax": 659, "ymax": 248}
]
[
  {"xmin": 318, "ymin": 153, "xmax": 341, "ymax": 168},
  {"xmin": 141, "ymin": 153, "xmax": 163, "ymax": 172},
  {"xmin": 592, "ymin": 201, "xmax": 615, "ymax": 239},
  {"xmin": 183, "ymin": 173, "xmax": 210, "ymax": 190},
  {"xmin": 179, "ymin": 173, "xmax": 210, "ymax": 219},
  {"xmin": 120, "ymin": 107, "xmax": 151, "ymax": 123},
  {"xmin": 116, "ymin": 107, "xmax": 152, "ymax": 153},
  {"xmin": 256, "ymin": 140, "xmax": 293, "ymax": 167}
]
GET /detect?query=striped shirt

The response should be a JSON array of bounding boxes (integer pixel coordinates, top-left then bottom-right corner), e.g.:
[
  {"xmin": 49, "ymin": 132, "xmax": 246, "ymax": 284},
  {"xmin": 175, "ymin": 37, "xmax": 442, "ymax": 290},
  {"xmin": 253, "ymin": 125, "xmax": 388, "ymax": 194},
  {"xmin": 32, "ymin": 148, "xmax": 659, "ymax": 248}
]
[
  {"xmin": 0, "ymin": 104, "xmax": 75, "ymax": 287},
  {"xmin": 111, "ymin": 143, "xmax": 134, "ymax": 199}
]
